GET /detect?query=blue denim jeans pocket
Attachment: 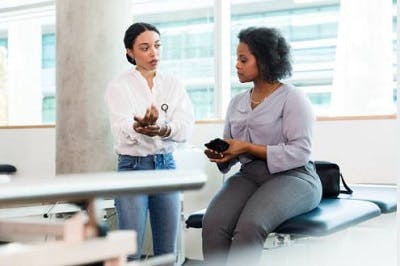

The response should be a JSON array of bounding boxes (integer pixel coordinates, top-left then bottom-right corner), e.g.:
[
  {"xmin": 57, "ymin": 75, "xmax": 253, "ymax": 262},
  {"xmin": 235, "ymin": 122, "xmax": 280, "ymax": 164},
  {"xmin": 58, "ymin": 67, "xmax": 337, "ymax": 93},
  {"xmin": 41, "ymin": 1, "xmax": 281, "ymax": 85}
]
[
  {"xmin": 117, "ymin": 155, "xmax": 137, "ymax": 171},
  {"xmin": 118, "ymin": 153, "xmax": 175, "ymax": 171},
  {"xmin": 154, "ymin": 153, "xmax": 176, "ymax": 170},
  {"xmin": 117, "ymin": 154, "xmax": 155, "ymax": 171}
]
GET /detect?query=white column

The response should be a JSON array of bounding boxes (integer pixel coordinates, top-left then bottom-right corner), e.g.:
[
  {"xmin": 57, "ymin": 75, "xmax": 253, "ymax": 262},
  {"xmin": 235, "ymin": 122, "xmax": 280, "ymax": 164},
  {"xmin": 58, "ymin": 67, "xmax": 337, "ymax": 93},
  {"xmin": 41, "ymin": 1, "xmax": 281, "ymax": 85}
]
[
  {"xmin": 0, "ymin": 47, "xmax": 7, "ymax": 125},
  {"xmin": 396, "ymin": 0, "xmax": 400, "ymax": 260},
  {"xmin": 331, "ymin": 0, "xmax": 393, "ymax": 116},
  {"xmin": 8, "ymin": 19, "xmax": 42, "ymax": 125},
  {"xmin": 214, "ymin": 0, "xmax": 231, "ymax": 119},
  {"xmin": 56, "ymin": 0, "xmax": 131, "ymax": 174}
]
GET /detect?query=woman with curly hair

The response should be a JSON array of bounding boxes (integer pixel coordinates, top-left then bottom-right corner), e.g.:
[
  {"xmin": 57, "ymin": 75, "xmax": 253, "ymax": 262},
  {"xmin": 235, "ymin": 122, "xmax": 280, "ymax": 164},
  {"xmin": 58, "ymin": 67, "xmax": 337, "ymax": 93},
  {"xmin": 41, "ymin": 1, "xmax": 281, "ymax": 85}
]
[{"xmin": 202, "ymin": 27, "xmax": 322, "ymax": 265}]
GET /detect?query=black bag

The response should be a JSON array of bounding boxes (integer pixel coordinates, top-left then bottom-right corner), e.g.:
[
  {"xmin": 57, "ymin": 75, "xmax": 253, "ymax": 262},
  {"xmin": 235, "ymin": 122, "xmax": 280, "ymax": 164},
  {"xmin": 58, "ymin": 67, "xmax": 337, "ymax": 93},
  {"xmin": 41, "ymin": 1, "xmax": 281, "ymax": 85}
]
[{"xmin": 314, "ymin": 161, "xmax": 353, "ymax": 198}]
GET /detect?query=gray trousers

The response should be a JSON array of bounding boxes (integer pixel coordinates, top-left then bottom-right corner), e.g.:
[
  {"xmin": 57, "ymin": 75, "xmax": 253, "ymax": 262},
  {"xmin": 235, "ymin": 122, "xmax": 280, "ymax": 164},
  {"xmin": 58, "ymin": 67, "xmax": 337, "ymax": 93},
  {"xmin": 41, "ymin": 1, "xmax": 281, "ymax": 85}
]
[{"xmin": 202, "ymin": 160, "xmax": 322, "ymax": 266}]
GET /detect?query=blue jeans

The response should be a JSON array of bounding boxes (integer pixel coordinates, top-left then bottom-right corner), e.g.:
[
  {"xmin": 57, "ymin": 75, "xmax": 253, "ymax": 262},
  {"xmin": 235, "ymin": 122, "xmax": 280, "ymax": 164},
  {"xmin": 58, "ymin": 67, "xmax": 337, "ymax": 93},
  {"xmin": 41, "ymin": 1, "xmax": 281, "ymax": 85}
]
[{"xmin": 115, "ymin": 153, "xmax": 180, "ymax": 260}]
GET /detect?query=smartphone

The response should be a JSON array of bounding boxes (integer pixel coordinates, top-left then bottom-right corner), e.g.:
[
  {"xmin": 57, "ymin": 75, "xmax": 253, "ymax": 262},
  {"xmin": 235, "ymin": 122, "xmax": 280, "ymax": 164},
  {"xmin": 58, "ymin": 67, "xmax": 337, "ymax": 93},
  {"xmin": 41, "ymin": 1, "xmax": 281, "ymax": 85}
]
[{"xmin": 204, "ymin": 138, "xmax": 230, "ymax": 153}]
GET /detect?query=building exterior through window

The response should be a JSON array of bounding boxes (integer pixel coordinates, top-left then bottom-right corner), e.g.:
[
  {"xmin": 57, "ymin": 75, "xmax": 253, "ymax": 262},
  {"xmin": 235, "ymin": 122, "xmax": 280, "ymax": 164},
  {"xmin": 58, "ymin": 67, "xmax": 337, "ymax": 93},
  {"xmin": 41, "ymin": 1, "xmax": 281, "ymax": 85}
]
[{"xmin": 0, "ymin": 0, "xmax": 397, "ymax": 125}]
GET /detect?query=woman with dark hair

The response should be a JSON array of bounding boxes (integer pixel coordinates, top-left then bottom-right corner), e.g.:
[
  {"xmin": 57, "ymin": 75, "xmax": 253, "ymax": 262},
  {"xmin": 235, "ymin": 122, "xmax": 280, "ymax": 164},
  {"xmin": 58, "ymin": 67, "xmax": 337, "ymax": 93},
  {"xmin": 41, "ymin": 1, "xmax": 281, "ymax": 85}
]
[
  {"xmin": 202, "ymin": 27, "xmax": 322, "ymax": 265},
  {"xmin": 105, "ymin": 22, "xmax": 194, "ymax": 261}
]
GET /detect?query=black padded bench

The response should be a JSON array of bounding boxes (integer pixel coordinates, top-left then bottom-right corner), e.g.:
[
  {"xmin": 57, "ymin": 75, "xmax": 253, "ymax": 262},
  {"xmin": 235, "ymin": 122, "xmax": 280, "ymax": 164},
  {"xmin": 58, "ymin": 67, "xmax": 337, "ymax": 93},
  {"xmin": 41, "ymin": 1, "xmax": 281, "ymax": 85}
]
[
  {"xmin": 0, "ymin": 165, "xmax": 16, "ymax": 183},
  {"xmin": 186, "ymin": 185, "xmax": 396, "ymax": 237},
  {"xmin": 338, "ymin": 184, "xmax": 397, "ymax": 213},
  {"xmin": 0, "ymin": 164, "xmax": 16, "ymax": 174}
]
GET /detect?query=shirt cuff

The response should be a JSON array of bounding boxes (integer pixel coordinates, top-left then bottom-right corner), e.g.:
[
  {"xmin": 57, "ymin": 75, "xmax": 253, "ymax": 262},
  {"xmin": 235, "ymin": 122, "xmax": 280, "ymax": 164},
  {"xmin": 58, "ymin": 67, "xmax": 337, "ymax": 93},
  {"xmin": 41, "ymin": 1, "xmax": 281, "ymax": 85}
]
[
  {"xmin": 266, "ymin": 144, "xmax": 284, "ymax": 174},
  {"xmin": 124, "ymin": 119, "xmax": 139, "ymax": 144},
  {"xmin": 159, "ymin": 121, "xmax": 174, "ymax": 140}
]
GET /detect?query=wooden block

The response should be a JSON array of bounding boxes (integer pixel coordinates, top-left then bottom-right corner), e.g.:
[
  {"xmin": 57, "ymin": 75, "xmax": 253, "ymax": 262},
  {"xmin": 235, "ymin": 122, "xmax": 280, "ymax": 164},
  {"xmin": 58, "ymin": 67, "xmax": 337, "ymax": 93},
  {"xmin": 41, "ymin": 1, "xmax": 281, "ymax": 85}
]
[{"xmin": 0, "ymin": 230, "xmax": 136, "ymax": 266}]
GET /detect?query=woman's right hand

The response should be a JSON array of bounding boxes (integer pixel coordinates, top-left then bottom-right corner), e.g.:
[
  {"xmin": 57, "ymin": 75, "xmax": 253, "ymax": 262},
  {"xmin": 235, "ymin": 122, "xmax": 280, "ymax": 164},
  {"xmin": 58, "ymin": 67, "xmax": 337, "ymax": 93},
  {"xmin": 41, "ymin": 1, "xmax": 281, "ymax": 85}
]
[
  {"xmin": 204, "ymin": 149, "xmax": 224, "ymax": 161},
  {"xmin": 204, "ymin": 139, "xmax": 250, "ymax": 163},
  {"xmin": 205, "ymin": 148, "xmax": 237, "ymax": 164}
]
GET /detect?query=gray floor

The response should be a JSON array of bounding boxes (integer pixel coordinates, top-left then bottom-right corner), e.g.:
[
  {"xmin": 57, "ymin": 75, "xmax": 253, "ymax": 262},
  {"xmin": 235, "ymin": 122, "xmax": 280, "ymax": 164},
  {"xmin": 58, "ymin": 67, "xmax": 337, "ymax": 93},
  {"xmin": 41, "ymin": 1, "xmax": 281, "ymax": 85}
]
[{"xmin": 183, "ymin": 213, "xmax": 397, "ymax": 266}]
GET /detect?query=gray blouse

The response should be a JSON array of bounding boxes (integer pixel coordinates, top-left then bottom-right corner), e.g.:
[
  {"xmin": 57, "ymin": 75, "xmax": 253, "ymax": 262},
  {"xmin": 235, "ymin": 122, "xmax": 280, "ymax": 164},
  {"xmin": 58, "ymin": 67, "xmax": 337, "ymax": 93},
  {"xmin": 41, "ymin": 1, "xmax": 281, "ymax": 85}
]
[{"xmin": 219, "ymin": 83, "xmax": 315, "ymax": 174}]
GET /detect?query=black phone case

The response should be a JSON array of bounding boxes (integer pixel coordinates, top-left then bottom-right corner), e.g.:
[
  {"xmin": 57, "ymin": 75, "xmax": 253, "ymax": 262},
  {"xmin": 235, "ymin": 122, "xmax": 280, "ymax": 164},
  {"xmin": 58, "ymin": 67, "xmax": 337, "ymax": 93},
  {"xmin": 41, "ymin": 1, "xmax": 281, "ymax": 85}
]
[{"xmin": 204, "ymin": 138, "xmax": 230, "ymax": 152}]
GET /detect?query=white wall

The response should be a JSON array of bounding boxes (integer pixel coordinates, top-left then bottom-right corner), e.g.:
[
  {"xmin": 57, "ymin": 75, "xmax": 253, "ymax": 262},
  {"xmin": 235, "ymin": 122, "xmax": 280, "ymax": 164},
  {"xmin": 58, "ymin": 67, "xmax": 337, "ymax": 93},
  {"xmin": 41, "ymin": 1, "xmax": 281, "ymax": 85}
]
[
  {"xmin": 0, "ymin": 118, "xmax": 397, "ymax": 182},
  {"xmin": 313, "ymin": 119, "xmax": 397, "ymax": 184},
  {"xmin": 191, "ymin": 119, "xmax": 398, "ymax": 184},
  {"xmin": 0, "ymin": 127, "xmax": 55, "ymax": 179}
]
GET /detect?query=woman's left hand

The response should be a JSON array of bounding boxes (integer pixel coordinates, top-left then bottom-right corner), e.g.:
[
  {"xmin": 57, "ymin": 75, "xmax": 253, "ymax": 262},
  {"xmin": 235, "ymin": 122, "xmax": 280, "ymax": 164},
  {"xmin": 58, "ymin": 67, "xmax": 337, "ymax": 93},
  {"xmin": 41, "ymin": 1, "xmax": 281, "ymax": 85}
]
[{"xmin": 134, "ymin": 105, "xmax": 159, "ymax": 127}]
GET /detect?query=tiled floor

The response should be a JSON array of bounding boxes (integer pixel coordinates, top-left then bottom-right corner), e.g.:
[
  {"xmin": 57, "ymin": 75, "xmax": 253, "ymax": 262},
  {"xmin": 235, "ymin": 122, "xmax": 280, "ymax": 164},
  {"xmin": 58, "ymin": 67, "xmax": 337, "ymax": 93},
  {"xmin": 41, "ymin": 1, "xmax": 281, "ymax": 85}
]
[{"xmin": 184, "ymin": 213, "xmax": 396, "ymax": 266}]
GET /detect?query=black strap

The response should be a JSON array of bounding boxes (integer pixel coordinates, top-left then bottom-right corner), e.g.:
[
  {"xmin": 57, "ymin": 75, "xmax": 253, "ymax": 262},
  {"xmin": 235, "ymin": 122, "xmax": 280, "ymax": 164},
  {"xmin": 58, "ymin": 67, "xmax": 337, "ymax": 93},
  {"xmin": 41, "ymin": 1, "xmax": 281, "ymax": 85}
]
[{"xmin": 339, "ymin": 173, "xmax": 353, "ymax": 194}]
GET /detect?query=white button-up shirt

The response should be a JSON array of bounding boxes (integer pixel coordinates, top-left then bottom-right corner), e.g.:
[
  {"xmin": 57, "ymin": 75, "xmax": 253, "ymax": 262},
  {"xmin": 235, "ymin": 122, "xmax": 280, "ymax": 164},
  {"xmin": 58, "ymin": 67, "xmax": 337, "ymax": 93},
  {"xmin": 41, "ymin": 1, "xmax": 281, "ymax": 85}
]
[{"xmin": 105, "ymin": 68, "xmax": 194, "ymax": 157}]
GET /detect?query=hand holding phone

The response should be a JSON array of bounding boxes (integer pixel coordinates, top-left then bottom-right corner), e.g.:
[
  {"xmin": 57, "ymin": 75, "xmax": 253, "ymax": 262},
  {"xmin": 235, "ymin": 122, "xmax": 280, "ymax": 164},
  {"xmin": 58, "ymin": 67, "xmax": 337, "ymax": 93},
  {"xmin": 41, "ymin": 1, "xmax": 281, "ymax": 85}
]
[{"xmin": 204, "ymin": 138, "xmax": 230, "ymax": 153}]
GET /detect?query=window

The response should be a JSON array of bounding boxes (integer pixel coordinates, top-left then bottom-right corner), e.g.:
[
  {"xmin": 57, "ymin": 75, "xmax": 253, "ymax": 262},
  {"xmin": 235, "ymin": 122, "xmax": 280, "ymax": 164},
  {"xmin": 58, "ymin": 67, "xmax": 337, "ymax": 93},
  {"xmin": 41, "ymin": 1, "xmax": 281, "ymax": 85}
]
[
  {"xmin": 41, "ymin": 32, "xmax": 56, "ymax": 124},
  {"xmin": 42, "ymin": 33, "xmax": 55, "ymax": 69},
  {"xmin": 230, "ymin": 2, "xmax": 340, "ymax": 114},
  {"xmin": 0, "ymin": 1, "xmax": 55, "ymax": 126},
  {"xmin": 133, "ymin": 0, "xmax": 397, "ymax": 119},
  {"xmin": 231, "ymin": 0, "xmax": 397, "ymax": 116},
  {"xmin": 0, "ymin": 0, "xmax": 397, "ymax": 126},
  {"xmin": 42, "ymin": 95, "xmax": 55, "ymax": 124},
  {"xmin": 132, "ymin": 0, "xmax": 215, "ymax": 119},
  {"xmin": 0, "ymin": 38, "xmax": 7, "ymax": 48},
  {"xmin": 0, "ymin": 37, "xmax": 7, "ymax": 125}
]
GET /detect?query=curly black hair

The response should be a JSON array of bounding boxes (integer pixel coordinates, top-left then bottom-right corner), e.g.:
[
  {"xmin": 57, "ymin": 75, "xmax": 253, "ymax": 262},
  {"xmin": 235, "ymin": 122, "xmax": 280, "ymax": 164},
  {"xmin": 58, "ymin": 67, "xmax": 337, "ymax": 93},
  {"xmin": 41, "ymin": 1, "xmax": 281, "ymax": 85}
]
[
  {"xmin": 123, "ymin": 22, "xmax": 160, "ymax": 65},
  {"xmin": 238, "ymin": 27, "xmax": 292, "ymax": 82}
]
